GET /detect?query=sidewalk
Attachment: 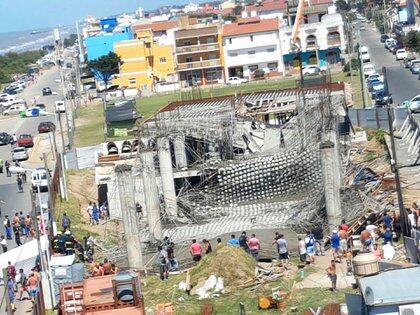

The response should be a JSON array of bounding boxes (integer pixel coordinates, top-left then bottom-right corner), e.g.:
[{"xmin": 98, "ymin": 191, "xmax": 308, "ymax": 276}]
[{"xmin": 296, "ymin": 253, "xmax": 356, "ymax": 290}]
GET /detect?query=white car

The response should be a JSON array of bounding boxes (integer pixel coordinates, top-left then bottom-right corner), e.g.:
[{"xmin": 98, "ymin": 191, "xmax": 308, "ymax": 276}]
[
  {"xmin": 396, "ymin": 49, "xmax": 407, "ymax": 60},
  {"xmin": 3, "ymin": 104, "xmax": 26, "ymax": 115},
  {"xmin": 366, "ymin": 73, "xmax": 383, "ymax": 82},
  {"xmin": 361, "ymin": 51, "xmax": 370, "ymax": 62},
  {"xmin": 11, "ymin": 147, "xmax": 29, "ymax": 161},
  {"xmin": 227, "ymin": 77, "xmax": 248, "ymax": 85},
  {"xmin": 31, "ymin": 168, "xmax": 49, "ymax": 192},
  {"xmin": 408, "ymin": 94, "xmax": 420, "ymax": 113},
  {"xmin": 385, "ymin": 38, "xmax": 396, "ymax": 49},
  {"xmin": 302, "ymin": 65, "xmax": 321, "ymax": 75},
  {"xmin": 363, "ymin": 64, "xmax": 376, "ymax": 77}
]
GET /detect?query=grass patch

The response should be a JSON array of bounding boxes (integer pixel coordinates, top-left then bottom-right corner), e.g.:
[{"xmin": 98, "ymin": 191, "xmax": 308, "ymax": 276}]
[
  {"xmin": 74, "ymin": 102, "xmax": 105, "ymax": 147},
  {"xmin": 344, "ymin": 72, "xmax": 372, "ymax": 108},
  {"xmin": 53, "ymin": 190, "xmax": 98, "ymax": 240}
]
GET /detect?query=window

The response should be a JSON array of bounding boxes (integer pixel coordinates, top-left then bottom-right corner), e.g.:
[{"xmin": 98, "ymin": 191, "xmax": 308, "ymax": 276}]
[
  {"xmin": 128, "ymin": 78, "xmax": 136, "ymax": 84},
  {"xmin": 228, "ymin": 38, "xmax": 232, "ymax": 44},
  {"xmin": 183, "ymin": 40, "xmax": 191, "ymax": 46},
  {"xmin": 248, "ymin": 50, "xmax": 256, "ymax": 56},
  {"xmin": 268, "ymin": 62, "xmax": 278, "ymax": 71},
  {"xmin": 267, "ymin": 48, "xmax": 275, "ymax": 53},
  {"xmin": 186, "ymin": 57, "xmax": 193, "ymax": 63},
  {"xmin": 159, "ymin": 57, "xmax": 167, "ymax": 63},
  {"xmin": 250, "ymin": 35, "xmax": 254, "ymax": 42},
  {"xmin": 230, "ymin": 52, "xmax": 238, "ymax": 57},
  {"xmin": 145, "ymin": 42, "xmax": 151, "ymax": 48},
  {"xmin": 248, "ymin": 65, "xmax": 258, "ymax": 72}
]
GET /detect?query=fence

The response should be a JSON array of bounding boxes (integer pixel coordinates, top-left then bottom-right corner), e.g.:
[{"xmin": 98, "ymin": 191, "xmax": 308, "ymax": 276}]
[
  {"xmin": 348, "ymin": 107, "xmax": 408, "ymax": 131},
  {"xmin": 398, "ymin": 112, "xmax": 420, "ymax": 157}
]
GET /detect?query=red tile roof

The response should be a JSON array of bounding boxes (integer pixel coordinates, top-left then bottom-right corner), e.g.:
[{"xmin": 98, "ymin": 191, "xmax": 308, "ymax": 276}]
[
  {"xmin": 133, "ymin": 20, "xmax": 178, "ymax": 33},
  {"xmin": 223, "ymin": 18, "xmax": 279, "ymax": 37}
]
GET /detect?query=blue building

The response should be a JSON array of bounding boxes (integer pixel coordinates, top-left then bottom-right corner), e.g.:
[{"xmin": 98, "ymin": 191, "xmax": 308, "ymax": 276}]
[
  {"xmin": 85, "ymin": 25, "xmax": 133, "ymax": 61},
  {"xmin": 100, "ymin": 18, "xmax": 118, "ymax": 33}
]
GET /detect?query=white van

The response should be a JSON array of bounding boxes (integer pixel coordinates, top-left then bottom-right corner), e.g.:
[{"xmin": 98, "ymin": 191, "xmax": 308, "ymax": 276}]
[
  {"xmin": 359, "ymin": 46, "xmax": 370, "ymax": 62},
  {"xmin": 55, "ymin": 100, "xmax": 66, "ymax": 113},
  {"xmin": 31, "ymin": 168, "xmax": 49, "ymax": 193}
]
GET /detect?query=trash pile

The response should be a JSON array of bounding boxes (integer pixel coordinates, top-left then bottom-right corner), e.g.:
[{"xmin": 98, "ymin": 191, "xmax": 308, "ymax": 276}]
[{"xmin": 189, "ymin": 245, "xmax": 257, "ymax": 290}]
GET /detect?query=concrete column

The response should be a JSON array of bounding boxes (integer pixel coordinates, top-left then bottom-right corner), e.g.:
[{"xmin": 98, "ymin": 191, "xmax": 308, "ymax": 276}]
[
  {"xmin": 140, "ymin": 150, "xmax": 163, "ymax": 241},
  {"xmin": 115, "ymin": 164, "xmax": 143, "ymax": 269},
  {"xmin": 157, "ymin": 137, "xmax": 178, "ymax": 218},
  {"xmin": 174, "ymin": 135, "xmax": 188, "ymax": 168},
  {"xmin": 320, "ymin": 140, "xmax": 342, "ymax": 231}
]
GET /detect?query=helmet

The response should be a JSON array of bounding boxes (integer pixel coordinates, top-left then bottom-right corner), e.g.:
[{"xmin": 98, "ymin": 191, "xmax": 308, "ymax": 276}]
[
  {"xmin": 57, "ymin": 231, "xmax": 62, "ymax": 235},
  {"xmin": 65, "ymin": 230, "xmax": 71, "ymax": 235}
]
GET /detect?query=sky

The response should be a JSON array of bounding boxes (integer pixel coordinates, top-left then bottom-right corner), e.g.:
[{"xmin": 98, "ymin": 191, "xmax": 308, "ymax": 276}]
[{"xmin": 0, "ymin": 0, "xmax": 190, "ymax": 33}]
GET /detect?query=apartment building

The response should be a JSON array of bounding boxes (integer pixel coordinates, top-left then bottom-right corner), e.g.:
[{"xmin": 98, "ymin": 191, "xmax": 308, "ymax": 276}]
[
  {"xmin": 174, "ymin": 17, "xmax": 224, "ymax": 87},
  {"xmin": 222, "ymin": 18, "xmax": 283, "ymax": 80},
  {"xmin": 279, "ymin": 9, "xmax": 346, "ymax": 70},
  {"xmin": 113, "ymin": 22, "xmax": 177, "ymax": 90}
]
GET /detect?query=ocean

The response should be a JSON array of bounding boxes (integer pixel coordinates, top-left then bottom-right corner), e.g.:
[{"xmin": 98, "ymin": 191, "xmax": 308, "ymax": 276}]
[{"xmin": 0, "ymin": 26, "xmax": 75, "ymax": 55}]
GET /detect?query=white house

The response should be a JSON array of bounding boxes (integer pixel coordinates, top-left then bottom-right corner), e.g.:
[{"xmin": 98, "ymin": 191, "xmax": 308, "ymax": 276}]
[{"xmin": 222, "ymin": 17, "xmax": 284, "ymax": 80}]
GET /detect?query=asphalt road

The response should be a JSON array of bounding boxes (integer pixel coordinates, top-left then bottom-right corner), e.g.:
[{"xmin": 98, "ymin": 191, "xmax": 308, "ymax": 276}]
[
  {"xmin": 0, "ymin": 67, "xmax": 62, "ymax": 313},
  {"xmin": 358, "ymin": 24, "xmax": 420, "ymax": 106}
]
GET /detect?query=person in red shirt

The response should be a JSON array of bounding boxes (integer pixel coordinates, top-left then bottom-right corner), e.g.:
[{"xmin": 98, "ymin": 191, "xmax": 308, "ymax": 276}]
[
  {"xmin": 338, "ymin": 220, "xmax": 349, "ymax": 232},
  {"xmin": 189, "ymin": 239, "xmax": 202, "ymax": 262},
  {"xmin": 247, "ymin": 234, "xmax": 260, "ymax": 260}
]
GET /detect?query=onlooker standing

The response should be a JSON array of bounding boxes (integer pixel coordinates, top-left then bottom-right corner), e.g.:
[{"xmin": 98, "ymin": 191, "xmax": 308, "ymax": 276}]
[
  {"xmin": 14, "ymin": 226, "xmax": 22, "ymax": 246},
  {"xmin": 92, "ymin": 203, "xmax": 100, "ymax": 225},
  {"xmin": 216, "ymin": 238, "xmax": 223, "ymax": 249},
  {"xmin": 202, "ymin": 239, "xmax": 212, "ymax": 254},
  {"xmin": 61, "ymin": 212, "xmax": 71, "ymax": 230},
  {"xmin": 326, "ymin": 260, "xmax": 337, "ymax": 292},
  {"xmin": 408, "ymin": 209, "xmax": 417, "ymax": 230},
  {"xmin": 17, "ymin": 268, "xmax": 28, "ymax": 301},
  {"xmin": 331, "ymin": 230, "xmax": 341, "ymax": 263},
  {"xmin": 189, "ymin": 239, "xmax": 203, "ymax": 262},
  {"xmin": 5, "ymin": 160, "xmax": 11, "ymax": 177},
  {"xmin": 311, "ymin": 226, "xmax": 325, "ymax": 256},
  {"xmin": 4, "ymin": 215, "xmax": 12, "ymax": 239},
  {"xmin": 157, "ymin": 246, "xmax": 169, "ymax": 281},
  {"xmin": 0, "ymin": 235, "xmax": 7, "ymax": 253},
  {"xmin": 238, "ymin": 231, "xmax": 249, "ymax": 252},
  {"xmin": 27, "ymin": 272, "xmax": 39, "ymax": 303},
  {"xmin": 87, "ymin": 202, "xmax": 93, "ymax": 225},
  {"xmin": 17, "ymin": 175, "xmax": 23, "ymax": 192},
  {"xmin": 247, "ymin": 233, "xmax": 260, "ymax": 260},
  {"xmin": 227, "ymin": 234, "xmax": 239, "ymax": 246},
  {"xmin": 305, "ymin": 232, "xmax": 316, "ymax": 264},
  {"xmin": 276, "ymin": 234, "xmax": 289, "ymax": 268},
  {"xmin": 7, "ymin": 277, "xmax": 16, "ymax": 311},
  {"xmin": 167, "ymin": 242, "xmax": 179, "ymax": 270},
  {"xmin": 298, "ymin": 237, "xmax": 307, "ymax": 263}
]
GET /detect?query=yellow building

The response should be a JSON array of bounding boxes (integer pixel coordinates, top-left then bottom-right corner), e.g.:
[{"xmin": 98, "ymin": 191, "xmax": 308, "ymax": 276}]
[{"xmin": 113, "ymin": 22, "xmax": 177, "ymax": 90}]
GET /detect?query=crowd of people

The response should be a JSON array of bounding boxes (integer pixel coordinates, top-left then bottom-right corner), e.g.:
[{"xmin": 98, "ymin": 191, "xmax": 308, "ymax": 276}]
[
  {"xmin": 2, "ymin": 211, "xmax": 35, "ymax": 249},
  {"xmin": 86, "ymin": 201, "xmax": 109, "ymax": 225}
]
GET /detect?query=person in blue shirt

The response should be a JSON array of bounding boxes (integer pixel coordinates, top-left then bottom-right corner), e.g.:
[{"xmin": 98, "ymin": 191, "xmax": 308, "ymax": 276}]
[
  {"xmin": 382, "ymin": 227, "xmax": 393, "ymax": 245},
  {"xmin": 331, "ymin": 230, "xmax": 341, "ymax": 263},
  {"xmin": 382, "ymin": 212, "xmax": 393, "ymax": 229},
  {"xmin": 227, "ymin": 234, "xmax": 239, "ymax": 246}
]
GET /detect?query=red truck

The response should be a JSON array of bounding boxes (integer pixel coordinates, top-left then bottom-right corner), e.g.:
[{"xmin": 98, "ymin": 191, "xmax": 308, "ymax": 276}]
[{"xmin": 17, "ymin": 134, "xmax": 34, "ymax": 148}]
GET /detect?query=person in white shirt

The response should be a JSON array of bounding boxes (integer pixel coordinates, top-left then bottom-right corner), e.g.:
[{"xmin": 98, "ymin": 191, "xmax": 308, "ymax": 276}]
[
  {"xmin": 86, "ymin": 202, "xmax": 93, "ymax": 225},
  {"xmin": 365, "ymin": 221, "xmax": 378, "ymax": 243},
  {"xmin": 298, "ymin": 237, "xmax": 306, "ymax": 263},
  {"xmin": 407, "ymin": 209, "xmax": 416, "ymax": 230},
  {"xmin": 382, "ymin": 242, "xmax": 395, "ymax": 260}
]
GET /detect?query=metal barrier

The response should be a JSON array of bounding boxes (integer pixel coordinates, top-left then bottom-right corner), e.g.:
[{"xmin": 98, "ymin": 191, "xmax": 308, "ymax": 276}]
[{"xmin": 398, "ymin": 112, "xmax": 420, "ymax": 157}]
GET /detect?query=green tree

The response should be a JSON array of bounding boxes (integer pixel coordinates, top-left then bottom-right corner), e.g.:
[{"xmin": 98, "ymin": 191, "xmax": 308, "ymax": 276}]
[
  {"xmin": 0, "ymin": 50, "xmax": 46, "ymax": 83},
  {"xmin": 87, "ymin": 52, "xmax": 122, "ymax": 90},
  {"xmin": 63, "ymin": 34, "xmax": 78, "ymax": 48},
  {"xmin": 335, "ymin": 0, "xmax": 351, "ymax": 12},
  {"xmin": 403, "ymin": 30, "xmax": 420, "ymax": 53},
  {"xmin": 232, "ymin": 5, "xmax": 243, "ymax": 16}
]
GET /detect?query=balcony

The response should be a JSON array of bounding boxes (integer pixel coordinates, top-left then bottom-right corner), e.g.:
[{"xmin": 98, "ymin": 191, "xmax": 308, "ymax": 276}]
[
  {"xmin": 176, "ymin": 43, "xmax": 219, "ymax": 55},
  {"xmin": 176, "ymin": 59, "xmax": 221, "ymax": 71}
]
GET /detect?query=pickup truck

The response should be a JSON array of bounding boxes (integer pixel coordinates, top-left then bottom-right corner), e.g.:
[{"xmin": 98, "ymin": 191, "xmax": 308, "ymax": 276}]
[{"xmin": 17, "ymin": 134, "xmax": 34, "ymax": 148}]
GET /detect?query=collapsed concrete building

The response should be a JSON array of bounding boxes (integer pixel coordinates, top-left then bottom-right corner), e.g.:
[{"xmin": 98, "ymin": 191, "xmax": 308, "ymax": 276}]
[{"xmin": 97, "ymin": 82, "xmax": 353, "ymax": 248}]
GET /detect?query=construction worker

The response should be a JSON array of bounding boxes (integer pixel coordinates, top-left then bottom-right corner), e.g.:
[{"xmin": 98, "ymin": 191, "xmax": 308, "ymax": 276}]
[
  {"xmin": 52, "ymin": 231, "xmax": 63, "ymax": 254},
  {"xmin": 64, "ymin": 230, "xmax": 75, "ymax": 255}
]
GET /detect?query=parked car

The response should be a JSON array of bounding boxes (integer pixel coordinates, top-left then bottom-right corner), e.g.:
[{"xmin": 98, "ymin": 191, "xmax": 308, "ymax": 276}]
[
  {"xmin": 17, "ymin": 134, "xmax": 34, "ymax": 148},
  {"xmin": 363, "ymin": 64, "xmax": 376, "ymax": 77},
  {"xmin": 11, "ymin": 147, "xmax": 29, "ymax": 161},
  {"xmin": 0, "ymin": 132, "xmax": 11, "ymax": 145},
  {"xmin": 42, "ymin": 87, "xmax": 52, "ymax": 96},
  {"xmin": 369, "ymin": 81, "xmax": 385, "ymax": 93},
  {"xmin": 38, "ymin": 121, "xmax": 55, "ymax": 133},
  {"xmin": 226, "ymin": 77, "xmax": 248, "ymax": 85},
  {"xmin": 366, "ymin": 73, "xmax": 383, "ymax": 83},
  {"xmin": 410, "ymin": 63, "xmax": 420, "ymax": 74},
  {"xmin": 408, "ymin": 94, "xmax": 420, "ymax": 113},
  {"xmin": 404, "ymin": 56, "xmax": 416, "ymax": 68},
  {"xmin": 2, "ymin": 104, "xmax": 26, "ymax": 115},
  {"xmin": 390, "ymin": 43, "xmax": 403, "ymax": 54},
  {"xmin": 396, "ymin": 49, "xmax": 408, "ymax": 60},
  {"xmin": 302, "ymin": 65, "xmax": 321, "ymax": 75},
  {"xmin": 385, "ymin": 38, "xmax": 396, "ymax": 49},
  {"xmin": 374, "ymin": 91, "xmax": 393, "ymax": 106},
  {"xmin": 360, "ymin": 46, "xmax": 370, "ymax": 62},
  {"xmin": 380, "ymin": 34, "xmax": 389, "ymax": 43},
  {"xmin": 31, "ymin": 168, "xmax": 49, "ymax": 192}
]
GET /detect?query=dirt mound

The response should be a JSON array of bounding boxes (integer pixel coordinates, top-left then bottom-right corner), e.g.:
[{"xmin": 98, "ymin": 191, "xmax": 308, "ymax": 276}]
[{"xmin": 190, "ymin": 245, "xmax": 257, "ymax": 289}]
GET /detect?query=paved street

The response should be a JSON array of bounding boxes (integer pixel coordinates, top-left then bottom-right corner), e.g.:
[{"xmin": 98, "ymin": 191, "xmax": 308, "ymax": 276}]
[
  {"xmin": 0, "ymin": 67, "xmax": 62, "ymax": 313},
  {"xmin": 358, "ymin": 24, "xmax": 420, "ymax": 106}
]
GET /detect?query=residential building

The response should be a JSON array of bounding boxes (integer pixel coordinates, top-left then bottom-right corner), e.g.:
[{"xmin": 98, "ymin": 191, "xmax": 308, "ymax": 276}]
[
  {"xmin": 174, "ymin": 17, "xmax": 224, "ymax": 86},
  {"xmin": 220, "ymin": 0, "xmax": 236, "ymax": 10},
  {"xmin": 279, "ymin": 10, "xmax": 346, "ymax": 71},
  {"xmin": 113, "ymin": 22, "xmax": 177, "ymax": 90},
  {"xmin": 222, "ymin": 17, "xmax": 283, "ymax": 80}
]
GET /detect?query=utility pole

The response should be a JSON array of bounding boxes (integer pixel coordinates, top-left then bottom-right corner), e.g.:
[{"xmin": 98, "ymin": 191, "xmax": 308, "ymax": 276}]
[
  {"xmin": 356, "ymin": 43, "xmax": 367, "ymax": 108},
  {"xmin": 383, "ymin": 66, "xmax": 410, "ymax": 237},
  {"xmin": 115, "ymin": 164, "xmax": 143, "ymax": 269}
]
